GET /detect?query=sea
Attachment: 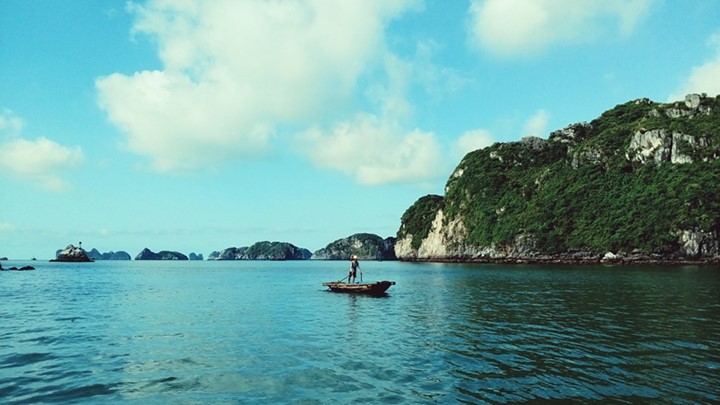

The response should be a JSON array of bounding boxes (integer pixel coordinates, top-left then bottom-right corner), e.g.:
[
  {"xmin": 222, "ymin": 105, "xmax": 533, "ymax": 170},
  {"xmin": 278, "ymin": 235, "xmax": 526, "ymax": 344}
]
[{"xmin": 0, "ymin": 260, "xmax": 718, "ymax": 404}]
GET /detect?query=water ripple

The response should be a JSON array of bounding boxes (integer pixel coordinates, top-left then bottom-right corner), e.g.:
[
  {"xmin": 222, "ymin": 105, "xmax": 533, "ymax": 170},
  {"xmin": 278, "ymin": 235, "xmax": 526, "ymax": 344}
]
[{"xmin": 0, "ymin": 261, "xmax": 718, "ymax": 403}]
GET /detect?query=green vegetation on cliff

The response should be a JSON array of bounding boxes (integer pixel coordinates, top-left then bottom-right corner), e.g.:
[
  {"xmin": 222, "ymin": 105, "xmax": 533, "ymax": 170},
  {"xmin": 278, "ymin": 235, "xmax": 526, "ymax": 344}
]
[
  {"xmin": 312, "ymin": 233, "xmax": 396, "ymax": 260},
  {"xmin": 398, "ymin": 94, "xmax": 720, "ymax": 257},
  {"xmin": 399, "ymin": 195, "xmax": 444, "ymax": 250}
]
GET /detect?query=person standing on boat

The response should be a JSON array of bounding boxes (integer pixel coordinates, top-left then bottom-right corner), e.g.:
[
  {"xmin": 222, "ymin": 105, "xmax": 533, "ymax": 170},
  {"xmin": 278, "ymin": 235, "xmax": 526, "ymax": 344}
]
[{"xmin": 348, "ymin": 255, "xmax": 360, "ymax": 283}]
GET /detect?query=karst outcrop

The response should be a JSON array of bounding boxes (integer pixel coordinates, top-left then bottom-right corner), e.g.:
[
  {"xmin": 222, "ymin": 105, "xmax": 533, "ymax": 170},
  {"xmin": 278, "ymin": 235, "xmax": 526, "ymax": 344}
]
[
  {"xmin": 312, "ymin": 233, "xmax": 397, "ymax": 260},
  {"xmin": 396, "ymin": 94, "xmax": 720, "ymax": 263},
  {"xmin": 208, "ymin": 241, "xmax": 311, "ymax": 260}
]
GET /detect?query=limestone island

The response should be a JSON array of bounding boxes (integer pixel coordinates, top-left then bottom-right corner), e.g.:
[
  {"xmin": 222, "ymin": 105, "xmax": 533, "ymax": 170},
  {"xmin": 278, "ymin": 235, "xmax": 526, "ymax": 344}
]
[
  {"xmin": 395, "ymin": 94, "xmax": 720, "ymax": 264},
  {"xmin": 135, "ymin": 248, "xmax": 188, "ymax": 260},
  {"xmin": 51, "ymin": 244, "xmax": 94, "ymax": 262}
]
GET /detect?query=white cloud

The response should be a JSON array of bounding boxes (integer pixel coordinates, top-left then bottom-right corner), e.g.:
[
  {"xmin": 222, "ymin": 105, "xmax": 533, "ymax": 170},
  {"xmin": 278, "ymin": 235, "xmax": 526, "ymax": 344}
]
[
  {"xmin": 0, "ymin": 136, "xmax": 84, "ymax": 191},
  {"xmin": 410, "ymin": 40, "xmax": 473, "ymax": 97},
  {"xmin": 467, "ymin": 0, "xmax": 654, "ymax": 57},
  {"xmin": 454, "ymin": 129, "xmax": 494, "ymax": 159},
  {"xmin": 452, "ymin": 110, "xmax": 547, "ymax": 160},
  {"xmin": 0, "ymin": 109, "xmax": 24, "ymax": 137},
  {"xmin": 523, "ymin": 109, "xmax": 549, "ymax": 138},
  {"xmin": 297, "ymin": 114, "xmax": 443, "ymax": 186},
  {"xmin": 97, "ymin": 0, "xmax": 421, "ymax": 172},
  {"xmin": 366, "ymin": 53, "xmax": 415, "ymax": 121},
  {"xmin": 669, "ymin": 31, "xmax": 720, "ymax": 101}
]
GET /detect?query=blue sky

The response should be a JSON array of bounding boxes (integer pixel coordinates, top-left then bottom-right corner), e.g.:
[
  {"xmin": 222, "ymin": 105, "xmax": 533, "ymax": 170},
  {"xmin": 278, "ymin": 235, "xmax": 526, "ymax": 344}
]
[{"xmin": 1, "ymin": 0, "xmax": 719, "ymax": 260}]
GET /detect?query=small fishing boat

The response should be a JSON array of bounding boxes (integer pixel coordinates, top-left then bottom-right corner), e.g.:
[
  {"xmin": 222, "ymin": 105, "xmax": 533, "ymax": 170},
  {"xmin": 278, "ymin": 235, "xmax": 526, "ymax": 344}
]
[{"xmin": 322, "ymin": 280, "xmax": 396, "ymax": 295}]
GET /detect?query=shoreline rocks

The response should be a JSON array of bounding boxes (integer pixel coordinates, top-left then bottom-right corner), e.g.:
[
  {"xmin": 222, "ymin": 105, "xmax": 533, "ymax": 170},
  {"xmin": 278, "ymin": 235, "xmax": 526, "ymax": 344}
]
[{"xmin": 398, "ymin": 252, "xmax": 720, "ymax": 265}]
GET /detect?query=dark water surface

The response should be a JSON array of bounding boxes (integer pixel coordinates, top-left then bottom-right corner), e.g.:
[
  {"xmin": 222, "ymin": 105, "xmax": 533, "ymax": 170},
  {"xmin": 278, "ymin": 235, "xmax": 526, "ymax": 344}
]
[{"xmin": 1, "ymin": 260, "xmax": 718, "ymax": 404}]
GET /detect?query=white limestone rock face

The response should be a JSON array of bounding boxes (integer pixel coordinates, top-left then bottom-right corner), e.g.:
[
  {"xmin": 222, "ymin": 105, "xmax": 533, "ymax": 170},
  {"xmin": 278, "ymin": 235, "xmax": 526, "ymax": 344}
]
[
  {"xmin": 393, "ymin": 235, "xmax": 417, "ymax": 260},
  {"xmin": 394, "ymin": 209, "xmax": 465, "ymax": 260},
  {"xmin": 685, "ymin": 93, "xmax": 702, "ymax": 109},
  {"xmin": 395, "ymin": 209, "xmax": 459, "ymax": 260},
  {"xmin": 510, "ymin": 234, "xmax": 538, "ymax": 256},
  {"xmin": 519, "ymin": 136, "xmax": 547, "ymax": 150},
  {"xmin": 571, "ymin": 146, "xmax": 604, "ymax": 168},
  {"xmin": 625, "ymin": 129, "xmax": 708, "ymax": 166},
  {"xmin": 678, "ymin": 230, "xmax": 719, "ymax": 258},
  {"xmin": 626, "ymin": 129, "xmax": 672, "ymax": 165},
  {"xmin": 601, "ymin": 252, "xmax": 618, "ymax": 262},
  {"xmin": 395, "ymin": 208, "xmax": 520, "ymax": 261},
  {"xmin": 417, "ymin": 210, "xmax": 448, "ymax": 259}
]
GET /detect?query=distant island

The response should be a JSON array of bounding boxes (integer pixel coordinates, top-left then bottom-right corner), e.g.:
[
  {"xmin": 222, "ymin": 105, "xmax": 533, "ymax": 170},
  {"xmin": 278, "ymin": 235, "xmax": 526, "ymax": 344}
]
[
  {"xmin": 135, "ymin": 248, "xmax": 188, "ymax": 260},
  {"xmin": 87, "ymin": 249, "xmax": 131, "ymax": 261},
  {"xmin": 207, "ymin": 234, "xmax": 397, "ymax": 261},
  {"xmin": 209, "ymin": 241, "xmax": 311, "ymax": 260},
  {"xmin": 312, "ymin": 233, "xmax": 396, "ymax": 260},
  {"xmin": 51, "ymin": 244, "xmax": 94, "ymax": 262},
  {"xmin": 43, "ymin": 234, "xmax": 399, "ymax": 262},
  {"xmin": 396, "ymin": 94, "xmax": 720, "ymax": 264}
]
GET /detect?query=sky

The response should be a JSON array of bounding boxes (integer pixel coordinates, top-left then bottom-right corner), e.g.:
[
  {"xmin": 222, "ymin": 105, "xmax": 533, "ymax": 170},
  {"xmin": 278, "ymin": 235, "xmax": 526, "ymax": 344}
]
[{"xmin": 1, "ymin": 0, "xmax": 719, "ymax": 260}]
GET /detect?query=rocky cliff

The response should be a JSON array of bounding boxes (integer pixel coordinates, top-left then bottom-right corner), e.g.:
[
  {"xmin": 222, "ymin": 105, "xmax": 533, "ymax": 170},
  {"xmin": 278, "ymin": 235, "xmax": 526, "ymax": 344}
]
[
  {"xmin": 52, "ymin": 244, "xmax": 94, "ymax": 262},
  {"xmin": 396, "ymin": 94, "xmax": 720, "ymax": 263},
  {"xmin": 312, "ymin": 233, "xmax": 397, "ymax": 260},
  {"xmin": 208, "ymin": 241, "xmax": 311, "ymax": 260}
]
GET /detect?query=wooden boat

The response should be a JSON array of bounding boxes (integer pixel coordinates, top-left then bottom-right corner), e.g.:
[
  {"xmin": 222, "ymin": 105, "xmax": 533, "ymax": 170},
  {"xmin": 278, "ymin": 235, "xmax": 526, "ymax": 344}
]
[{"xmin": 322, "ymin": 280, "xmax": 395, "ymax": 295}]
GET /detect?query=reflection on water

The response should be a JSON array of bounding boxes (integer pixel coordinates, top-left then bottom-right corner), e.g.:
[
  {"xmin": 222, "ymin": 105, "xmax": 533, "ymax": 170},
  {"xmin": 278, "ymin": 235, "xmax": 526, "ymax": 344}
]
[{"xmin": 0, "ymin": 261, "xmax": 718, "ymax": 403}]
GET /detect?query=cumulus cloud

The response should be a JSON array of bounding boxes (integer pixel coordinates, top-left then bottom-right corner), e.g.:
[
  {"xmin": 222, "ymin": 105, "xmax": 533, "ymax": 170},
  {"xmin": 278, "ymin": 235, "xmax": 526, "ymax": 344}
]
[
  {"xmin": 669, "ymin": 31, "xmax": 720, "ymax": 101},
  {"xmin": 97, "ymin": 0, "xmax": 421, "ymax": 172},
  {"xmin": 0, "ymin": 136, "xmax": 84, "ymax": 191},
  {"xmin": 0, "ymin": 109, "xmax": 24, "ymax": 137},
  {"xmin": 454, "ymin": 129, "xmax": 494, "ymax": 159},
  {"xmin": 452, "ymin": 110, "xmax": 547, "ymax": 160},
  {"xmin": 467, "ymin": 0, "xmax": 654, "ymax": 57},
  {"xmin": 522, "ymin": 109, "xmax": 549, "ymax": 138},
  {"xmin": 298, "ymin": 114, "xmax": 443, "ymax": 186}
]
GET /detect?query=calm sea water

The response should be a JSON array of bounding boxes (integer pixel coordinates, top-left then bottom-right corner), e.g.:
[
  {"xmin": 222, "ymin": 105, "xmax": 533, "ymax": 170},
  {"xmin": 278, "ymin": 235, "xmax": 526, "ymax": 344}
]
[{"xmin": 0, "ymin": 260, "xmax": 718, "ymax": 404}]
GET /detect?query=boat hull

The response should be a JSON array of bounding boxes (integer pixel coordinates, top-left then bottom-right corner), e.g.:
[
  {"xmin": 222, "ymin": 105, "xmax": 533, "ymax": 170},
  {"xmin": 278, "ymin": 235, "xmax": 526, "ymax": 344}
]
[{"xmin": 322, "ymin": 280, "xmax": 395, "ymax": 295}]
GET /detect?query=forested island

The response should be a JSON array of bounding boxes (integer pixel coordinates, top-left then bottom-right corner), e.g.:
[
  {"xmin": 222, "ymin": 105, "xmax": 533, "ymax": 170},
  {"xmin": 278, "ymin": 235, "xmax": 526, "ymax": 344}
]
[
  {"xmin": 396, "ymin": 94, "xmax": 720, "ymax": 263},
  {"xmin": 208, "ymin": 234, "xmax": 395, "ymax": 261}
]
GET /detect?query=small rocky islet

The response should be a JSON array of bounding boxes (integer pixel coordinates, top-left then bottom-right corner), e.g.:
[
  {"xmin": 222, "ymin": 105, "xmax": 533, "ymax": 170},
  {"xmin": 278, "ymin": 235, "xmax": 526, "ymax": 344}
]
[{"xmin": 0, "ymin": 263, "xmax": 35, "ymax": 271}]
